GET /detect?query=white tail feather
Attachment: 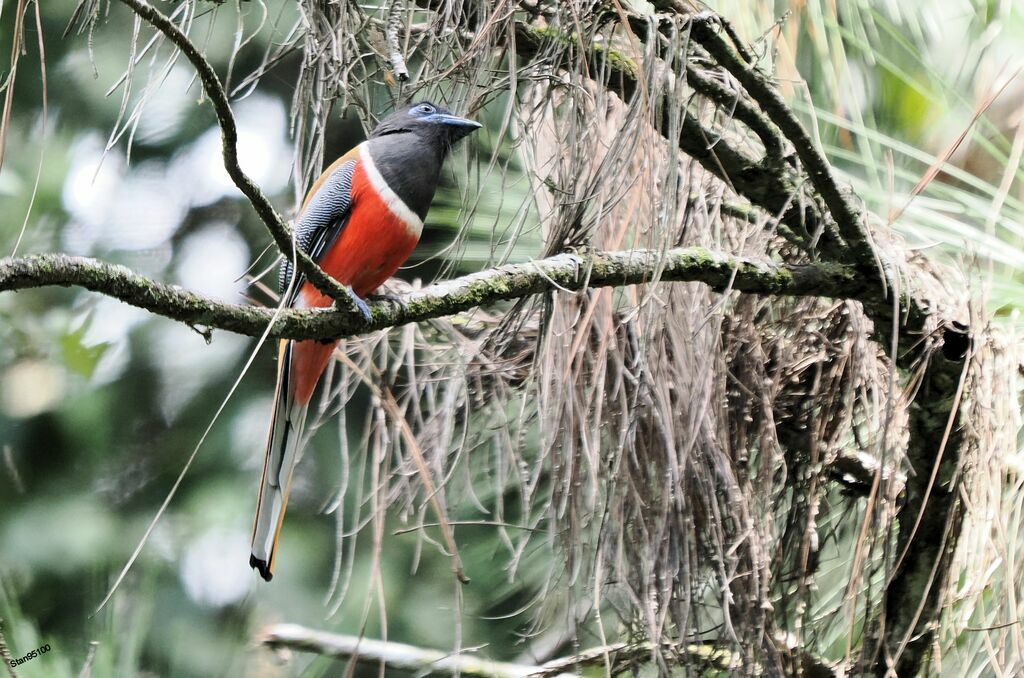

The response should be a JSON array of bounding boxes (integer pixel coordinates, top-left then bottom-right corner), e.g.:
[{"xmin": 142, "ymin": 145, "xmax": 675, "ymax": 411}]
[{"xmin": 250, "ymin": 341, "xmax": 309, "ymax": 581}]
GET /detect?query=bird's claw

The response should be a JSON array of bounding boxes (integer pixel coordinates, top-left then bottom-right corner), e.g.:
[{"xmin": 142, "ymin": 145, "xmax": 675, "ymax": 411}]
[
  {"xmin": 339, "ymin": 286, "xmax": 373, "ymax": 323},
  {"xmin": 366, "ymin": 292, "xmax": 404, "ymax": 309}
]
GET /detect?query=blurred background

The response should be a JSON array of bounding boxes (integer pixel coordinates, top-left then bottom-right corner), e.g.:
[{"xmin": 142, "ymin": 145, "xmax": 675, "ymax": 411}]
[{"xmin": 0, "ymin": 0, "xmax": 1022, "ymax": 676}]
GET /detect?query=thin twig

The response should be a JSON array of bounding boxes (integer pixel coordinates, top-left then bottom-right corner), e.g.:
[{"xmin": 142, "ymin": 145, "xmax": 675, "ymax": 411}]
[
  {"xmin": 386, "ymin": 0, "xmax": 409, "ymax": 81},
  {"xmin": 115, "ymin": 0, "xmax": 352, "ymax": 304},
  {"xmin": 0, "ymin": 0, "xmax": 27, "ymax": 177},
  {"xmin": 77, "ymin": 642, "xmax": 99, "ymax": 678},
  {"xmin": 259, "ymin": 624, "xmax": 562, "ymax": 677}
]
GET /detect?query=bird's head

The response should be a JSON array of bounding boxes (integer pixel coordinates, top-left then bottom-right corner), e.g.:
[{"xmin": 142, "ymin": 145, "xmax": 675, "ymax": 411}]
[{"xmin": 369, "ymin": 101, "xmax": 482, "ymax": 147}]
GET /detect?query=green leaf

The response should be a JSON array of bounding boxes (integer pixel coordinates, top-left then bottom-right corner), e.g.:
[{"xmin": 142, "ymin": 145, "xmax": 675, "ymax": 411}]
[{"xmin": 60, "ymin": 314, "xmax": 110, "ymax": 379}]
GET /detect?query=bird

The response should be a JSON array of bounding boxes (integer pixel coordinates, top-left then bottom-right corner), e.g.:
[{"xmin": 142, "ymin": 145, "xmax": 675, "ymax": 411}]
[{"xmin": 250, "ymin": 101, "xmax": 481, "ymax": 581}]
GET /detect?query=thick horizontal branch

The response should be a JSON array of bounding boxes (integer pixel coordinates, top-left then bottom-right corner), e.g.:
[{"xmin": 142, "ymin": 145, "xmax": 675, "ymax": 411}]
[
  {"xmin": 0, "ymin": 247, "xmax": 862, "ymax": 341},
  {"xmin": 2, "ymin": 246, "xmax": 887, "ymax": 494}
]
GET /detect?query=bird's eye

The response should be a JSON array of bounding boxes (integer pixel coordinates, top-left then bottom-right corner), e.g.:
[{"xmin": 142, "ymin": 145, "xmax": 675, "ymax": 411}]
[{"xmin": 417, "ymin": 104, "xmax": 434, "ymax": 114}]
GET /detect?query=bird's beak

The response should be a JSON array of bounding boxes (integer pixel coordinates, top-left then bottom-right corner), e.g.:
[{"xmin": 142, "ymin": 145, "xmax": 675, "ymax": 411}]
[
  {"xmin": 428, "ymin": 112, "xmax": 483, "ymax": 130},
  {"xmin": 425, "ymin": 112, "xmax": 482, "ymax": 142}
]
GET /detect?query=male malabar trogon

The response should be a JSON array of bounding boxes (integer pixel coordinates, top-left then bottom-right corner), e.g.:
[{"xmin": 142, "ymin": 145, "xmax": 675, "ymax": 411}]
[{"xmin": 250, "ymin": 102, "xmax": 481, "ymax": 581}]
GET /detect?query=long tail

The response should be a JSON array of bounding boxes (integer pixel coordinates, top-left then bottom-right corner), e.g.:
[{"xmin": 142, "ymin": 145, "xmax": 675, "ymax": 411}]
[{"xmin": 250, "ymin": 340, "xmax": 313, "ymax": 581}]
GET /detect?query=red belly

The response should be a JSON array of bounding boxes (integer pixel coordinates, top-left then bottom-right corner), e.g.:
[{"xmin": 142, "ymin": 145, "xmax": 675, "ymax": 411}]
[
  {"xmin": 299, "ymin": 212, "xmax": 418, "ymax": 306},
  {"xmin": 298, "ymin": 162, "xmax": 420, "ymax": 308},
  {"xmin": 289, "ymin": 159, "xmax": 420, "ymax": 404}
]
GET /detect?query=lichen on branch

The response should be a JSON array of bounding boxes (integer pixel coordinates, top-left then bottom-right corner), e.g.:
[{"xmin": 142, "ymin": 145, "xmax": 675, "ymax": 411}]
[{"xmin": 0, "ymin": 247, "xmax": 862, "ymax": 341}]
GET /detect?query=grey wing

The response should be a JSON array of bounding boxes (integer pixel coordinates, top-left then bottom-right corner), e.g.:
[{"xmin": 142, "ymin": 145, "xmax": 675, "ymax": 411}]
[{"xmin": 280, "ymin": 159, "xmax": 357, "ymax": 306}]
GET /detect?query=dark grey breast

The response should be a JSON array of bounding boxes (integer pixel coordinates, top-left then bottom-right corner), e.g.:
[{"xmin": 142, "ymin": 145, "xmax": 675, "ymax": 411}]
[
  {"xmin": 363, "ymin": 100, "xmax": 480, "ymax": 221},
  {"xmin": 366, "ymin": 133, "xmax": 445, "ymax": 222}
]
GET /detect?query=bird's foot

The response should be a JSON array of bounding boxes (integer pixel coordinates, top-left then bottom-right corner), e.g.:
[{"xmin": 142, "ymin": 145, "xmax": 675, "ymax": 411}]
[
  {"xmin": 337, "ymin": 285, "xmax": 373, "ymax": 323},
  {"xmin": 366, "ymin": 291, "xmax": 404, "ymax": 309}
]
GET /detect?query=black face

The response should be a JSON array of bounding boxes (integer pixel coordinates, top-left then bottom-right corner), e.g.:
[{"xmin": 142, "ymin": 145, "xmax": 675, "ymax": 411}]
[
  {"xmin": 364, "ymin": 101, "xmax": 482, "ymax": 221},
  {"xmin": 370, "ymin": 100, "xmax": 482, "ymax": 144}
]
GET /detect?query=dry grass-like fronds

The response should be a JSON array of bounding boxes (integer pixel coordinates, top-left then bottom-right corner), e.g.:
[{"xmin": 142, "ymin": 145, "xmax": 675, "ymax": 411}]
[
  {"xmin": 293, "ymin": 6, "xmax": 927, "ymax": 671},
  {"xmin": 95, "ymin": 0, "xmax": 1023, "ymax": 673}
]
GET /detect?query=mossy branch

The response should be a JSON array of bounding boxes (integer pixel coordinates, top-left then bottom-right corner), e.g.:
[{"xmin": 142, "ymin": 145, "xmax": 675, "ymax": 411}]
[{"xmin": 0, "ymin": 247, "xmax": 863, "ymax": 341}]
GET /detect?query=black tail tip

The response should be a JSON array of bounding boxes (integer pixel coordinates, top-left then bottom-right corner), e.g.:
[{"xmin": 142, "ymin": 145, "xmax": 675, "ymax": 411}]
[{"xmin": 250, "ymin": 554, "xmax": 274, "ymax": 581}]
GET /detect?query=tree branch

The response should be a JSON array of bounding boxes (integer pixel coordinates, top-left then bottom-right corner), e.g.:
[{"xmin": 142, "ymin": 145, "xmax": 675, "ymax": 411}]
[
  {"xmin": 682, "ymin": 61, "xmax": 787, "ymax": 161},
  {"xmin": 514, "ymin": 21, "xmax": 839, "ymax": 258},
  {"xmin": 116, "ymin": 0, "xmax": 353, "ymax": 304},
  {"xmin": 258, "ymin": 624, "xmax": 842, "ymax": 677},
  {"xmin": 686, "ymin": 14, "xmax": 878, "ymax": 269},
  {"xmin": 54, "ymin": 4, "xmax": 972, "ymax": 674},
  {"xmin": 0, "ymin": 247, "xmax": 862, "ymax": 341},
  {"xmin": 386, "ymin": 0, "xmax": 410, "ymax": 81},
  {"xmin": 2, "ymin": 244, "xmax": 890, "ymax": 497},
  {"xmin": 259, "ymin": 624, "xmax": 562, "ymax": 677}
]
